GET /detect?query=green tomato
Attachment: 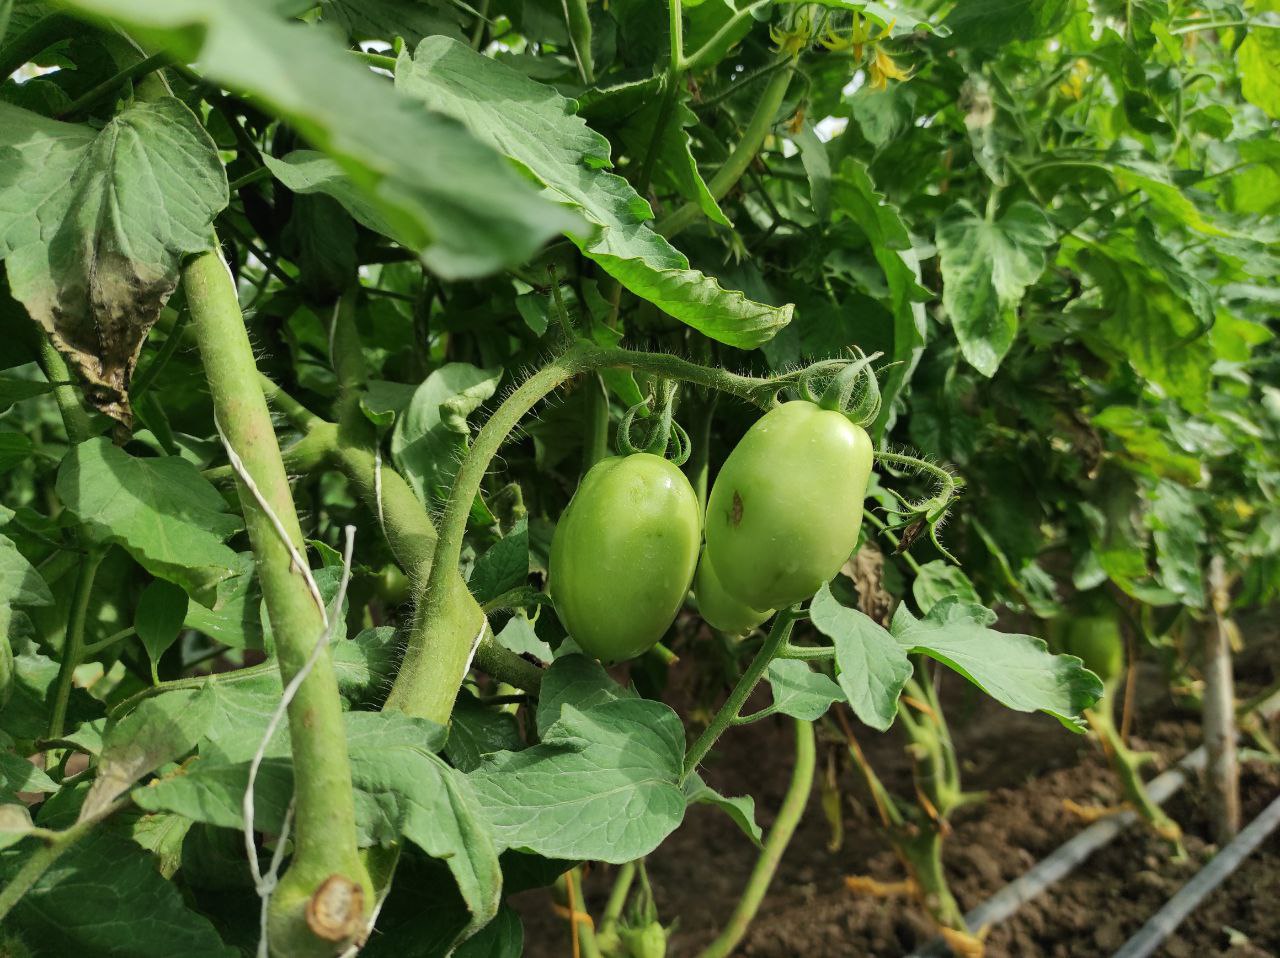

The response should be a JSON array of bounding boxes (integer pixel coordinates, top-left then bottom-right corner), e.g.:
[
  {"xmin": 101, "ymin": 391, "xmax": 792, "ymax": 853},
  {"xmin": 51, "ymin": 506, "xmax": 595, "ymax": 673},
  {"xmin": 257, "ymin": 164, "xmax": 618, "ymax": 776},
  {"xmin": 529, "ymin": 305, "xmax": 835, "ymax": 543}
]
[
  {"xmin": 694, "ymin": 550, "xmax": 772, "ymax": 635},
  {"xmin": 704, "ymin": 401, "xmax": 874, "ymax": 610},
  {"xmin": 1062, "ymin": 614, "xmax": 1124, "ymax": 684},
  {"xmin": 619, "ymin": 921, "xmax": 667, "ymax": 958},
  {"xmin": 550, "ymin": 454, "xmax": 701, "ymax": 664}
]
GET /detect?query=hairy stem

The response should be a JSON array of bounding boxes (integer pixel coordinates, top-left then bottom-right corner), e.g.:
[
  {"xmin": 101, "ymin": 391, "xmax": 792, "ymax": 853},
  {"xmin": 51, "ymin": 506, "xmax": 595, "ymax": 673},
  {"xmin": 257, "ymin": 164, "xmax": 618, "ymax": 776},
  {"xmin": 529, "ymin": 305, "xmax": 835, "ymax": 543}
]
[
  {"xmin": 323, "ymin": 297, "xmax": 545, "ymax": 697},
  {"xmin": 386, "ymin": 347, "xmax": 592, "ymax": 721},
  {"xmin": 696, "ymin": 718, "xmax": 816, "ymax": 958},
  {"xmin": 183, "ymin": 247, "xmax": 370, "ymax": 952}
]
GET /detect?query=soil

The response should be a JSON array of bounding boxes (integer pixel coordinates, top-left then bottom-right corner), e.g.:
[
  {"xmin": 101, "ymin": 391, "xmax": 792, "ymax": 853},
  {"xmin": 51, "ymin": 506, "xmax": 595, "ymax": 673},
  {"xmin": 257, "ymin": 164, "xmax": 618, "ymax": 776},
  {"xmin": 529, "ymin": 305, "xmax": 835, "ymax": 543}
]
[{"xmin": 513, "ymin": 627, "xmax": 1280, "ymax": 958}]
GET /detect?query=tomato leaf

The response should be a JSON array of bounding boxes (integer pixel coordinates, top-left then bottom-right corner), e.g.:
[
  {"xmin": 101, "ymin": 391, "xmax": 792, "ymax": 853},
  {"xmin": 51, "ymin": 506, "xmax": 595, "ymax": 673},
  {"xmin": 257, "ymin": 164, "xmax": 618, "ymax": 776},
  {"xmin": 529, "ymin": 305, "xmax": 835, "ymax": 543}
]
[
  {"xmin": 894, "ymin": 597, "xmax": 1105, "ymax": 732},
  {"xmin": 469, "ymin": 698, "xmax": 686, "ymax": 863},
  {"xmin": 762, "ymin": 659, "xmax": 845, "ymax": 722},
  {"xmin": 392, "ymin": 363, "xmax": 502, "ymax": 505},
  {"xmin": 59, "ymin": 0, "xmax": 576, "ymax": 278},
  {"xmin": 683, "ymin": 773, "xmax": 763, "ymax": 847},
  {"xmin": 809, "ymin": 584, "xmax": 911, "ymax": 732},
  {"xmin": 56, "ymin": 439, "xmax": 242, "ymax": 601},
  {"xmin": 0, "ymin": 97, "xmax": 227, "ymax": 427},
  {"xmin": 937, "ymin": 200, "xmax": 1056, "ymax": 377},
  {"xmin": 395, "ymin": 37, "xmax": 793, "ymax": 349},
  {"xmin": 534, "ymin": 653, "xmax": 638, "ymax": 734},
  {"xmin": 134, "ymin": 579, "xmax": 189, "ymax": 676},
  {"xmin": 0, "ymin": 828, "xmax": 238, "ymax": 956}
]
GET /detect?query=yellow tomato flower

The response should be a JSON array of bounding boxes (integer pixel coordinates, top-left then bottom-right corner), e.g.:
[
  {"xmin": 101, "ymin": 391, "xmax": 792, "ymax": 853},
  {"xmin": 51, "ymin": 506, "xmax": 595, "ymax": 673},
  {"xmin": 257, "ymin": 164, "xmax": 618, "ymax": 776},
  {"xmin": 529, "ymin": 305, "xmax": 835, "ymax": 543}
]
[{"xmin": 868, "ymin": 46, "xmax": 910, "ymax": 91}]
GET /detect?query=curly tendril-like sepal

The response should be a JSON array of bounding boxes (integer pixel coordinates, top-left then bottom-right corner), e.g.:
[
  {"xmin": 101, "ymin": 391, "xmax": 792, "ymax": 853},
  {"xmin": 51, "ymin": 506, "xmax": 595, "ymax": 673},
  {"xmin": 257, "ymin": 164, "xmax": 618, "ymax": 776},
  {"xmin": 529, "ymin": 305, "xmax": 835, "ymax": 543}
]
[
  {"xmin": 798, "ymin": 348, "xmax": 884, "ymax": 427},
  {"xmin": 617, "ymin": 380, "xmax": 691, "ymax": 466},
  {"xmin": 873, "ymin": 449, "xmax": 964, "ymax": 564}
]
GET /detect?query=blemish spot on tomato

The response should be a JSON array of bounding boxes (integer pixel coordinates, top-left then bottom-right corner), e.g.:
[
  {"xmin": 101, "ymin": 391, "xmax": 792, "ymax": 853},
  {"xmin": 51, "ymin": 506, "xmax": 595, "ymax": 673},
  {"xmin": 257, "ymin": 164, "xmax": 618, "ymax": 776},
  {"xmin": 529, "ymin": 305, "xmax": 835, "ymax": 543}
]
[{"xmin": 730, "ymin": 491, "xmax": 743, "ymax": 526}]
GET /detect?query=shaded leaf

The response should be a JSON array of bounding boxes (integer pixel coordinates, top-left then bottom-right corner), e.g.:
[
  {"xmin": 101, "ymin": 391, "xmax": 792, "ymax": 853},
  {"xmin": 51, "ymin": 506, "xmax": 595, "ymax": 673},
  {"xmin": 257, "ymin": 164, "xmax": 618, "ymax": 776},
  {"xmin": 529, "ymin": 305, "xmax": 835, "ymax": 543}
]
[
  {"xmin": 61, "ymin": 0, "xmax": 576, "ymax": 278},
  {"xmin": 809, "ymin": 583, "xmax": 910, "ymax": 731}
]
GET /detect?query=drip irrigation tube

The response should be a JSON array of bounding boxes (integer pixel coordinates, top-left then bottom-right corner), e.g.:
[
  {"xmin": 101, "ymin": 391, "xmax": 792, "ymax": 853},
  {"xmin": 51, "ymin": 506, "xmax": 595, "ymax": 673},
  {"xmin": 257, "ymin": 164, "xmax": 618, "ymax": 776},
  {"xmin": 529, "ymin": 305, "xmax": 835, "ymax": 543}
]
[
  {"xmin": 906, "ymin": 736, "xmax": 1276, "ymax": 958},
  {"xmin": 1110, "ymin": 792, "xmax": 1280, "ymax": 958},
  {"xmin": 906, "ymin": 690, "xmax": 1280, "ymax": 956}
]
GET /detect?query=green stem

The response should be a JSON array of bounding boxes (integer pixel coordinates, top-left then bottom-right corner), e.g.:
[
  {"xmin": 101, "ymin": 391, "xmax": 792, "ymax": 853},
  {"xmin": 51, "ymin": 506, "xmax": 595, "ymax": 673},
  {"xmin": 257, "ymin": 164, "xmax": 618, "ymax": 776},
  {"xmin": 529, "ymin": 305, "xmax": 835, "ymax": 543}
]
[
  {"xmin": 777, "ymin": 643, "xmax": 834, "ymax": 661},
  {"xmin": 57, "ymin": 51, "xmax": 170, "ymax": 118},
  {"xmin": 80, "ymin": 626, "xmax": 136, "ymax": 658},
  {"xmin": 352, "ymin": 49, "xmax": 397, "ymax": 71},
  {"xmin": 581, "ymin": 373, "xmax": 610, "ymax": 474},
  {"xmin": 255, "ymin": 374, "xmax": 544, "ymax": 694},
  {"xmin": 37, "ymin": 338, "xmax": 93, "ymax": 443},
  {"xmin": 0, "ymin": 13, "xmax": 76, "ymax": 81},
  {"xmin": 130, "ymin": 307, "xmax": 190, "ymax": 400},
  {"xmin": 682, "ymin": 0, "xmax": 772, "ymax": 73},
  {"xmin": 46, "ymin": 549, "xmax": 104, "ymax": 739},
  {"xmin": 696, "ymin": 718, "xmax": 816, "ymax": 958},
  {"xmin": 685, "ymin": 393, "xmax": 718, "ymax": 511},
  {"xmin": 0, "ymin": 797, "xmax": 128, "ymax": 923},
  {"xmin": 599, "ymin": 861, "xmax": 637, "ymax": 937},
  {"xmin": 658, "ymin": 59, "xmax": 793, "ymax": 238},
  {"xmin": 321, "ymin": 293, "xmax": 543, "ymax": 692},
  {"xmin": 682, "ymin": 611, "xmax": 797, "ymax": 782},
  {"xmin": 895, "ymin": 827, "xmax": 965, "ymax": 931},
  {"xmin": 697, "ymin": 56, "xmax": 793, "ymax": 110},
  {"xmin": 227, "ymin": 166, "xmax": 273, "ymax": 193},
  {"xmin": 385, "ymin": 348, "xmax": 592, "ymax": 721},
  {"xmin": 567, "ymin": 866, "xmax": 603, "ymax": 958},
  {"xmin": 562, "ymin": 0, "xmax": 595, "ymax": 83},
  {"xmin": 1089, "ymin": 706, "xmax": 1183, "ymax": 846},
  {"xmin": 183, "ymin": 247, "xmax": 370, "ymax": 950},
  {"xmin": 110, "ymin": 660, "xmax": 277, "ymax": 720}
]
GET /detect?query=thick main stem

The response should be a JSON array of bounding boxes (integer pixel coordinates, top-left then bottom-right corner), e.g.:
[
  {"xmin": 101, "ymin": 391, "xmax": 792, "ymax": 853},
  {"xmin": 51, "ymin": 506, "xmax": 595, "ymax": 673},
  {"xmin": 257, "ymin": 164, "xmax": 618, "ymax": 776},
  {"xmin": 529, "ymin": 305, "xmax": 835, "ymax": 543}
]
[
  {"xmin": 183, "ymin": 248, "xmax": 370, "ymax": 952},
  {"xmin": 697, "ymin": 718, "xmax": 816, "ymax": 958}
]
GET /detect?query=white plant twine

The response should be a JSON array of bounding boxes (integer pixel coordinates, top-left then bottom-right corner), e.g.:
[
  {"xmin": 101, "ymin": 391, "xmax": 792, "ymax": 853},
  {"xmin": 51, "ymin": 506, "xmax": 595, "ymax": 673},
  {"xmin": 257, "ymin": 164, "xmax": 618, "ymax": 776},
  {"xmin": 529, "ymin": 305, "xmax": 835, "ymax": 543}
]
[{"xmin": 216, "ymin": 425, "xmax": 358, "ymax": 958}]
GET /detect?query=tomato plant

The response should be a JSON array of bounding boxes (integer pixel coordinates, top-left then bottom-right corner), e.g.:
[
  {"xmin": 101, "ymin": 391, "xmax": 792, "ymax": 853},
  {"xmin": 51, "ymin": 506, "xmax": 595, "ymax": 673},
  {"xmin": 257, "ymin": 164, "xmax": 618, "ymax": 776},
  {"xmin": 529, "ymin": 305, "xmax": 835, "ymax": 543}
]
[{"xmin": 0, "ymin": 0, "xmax": 1276, "ymax": 955}]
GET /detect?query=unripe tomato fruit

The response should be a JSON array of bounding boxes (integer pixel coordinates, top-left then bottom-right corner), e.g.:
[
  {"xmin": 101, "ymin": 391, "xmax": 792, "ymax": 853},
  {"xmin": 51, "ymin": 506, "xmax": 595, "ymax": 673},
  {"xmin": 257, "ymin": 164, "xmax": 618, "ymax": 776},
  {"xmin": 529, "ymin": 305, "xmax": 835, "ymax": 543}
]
[
  {"xmin": 705, "ymin": 401, "xmax": 874, "ymax": 610},
  {"xmin": 694, "ymin": 550, "xmax": 772, "ymax": 635},
  {"xmin": 550, "ymin": 454, "xmax": 701, "ymax": 664},
  {"xmin": 1061, "ymin": 614, "xmax": 1124, "ymax": 684}
]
